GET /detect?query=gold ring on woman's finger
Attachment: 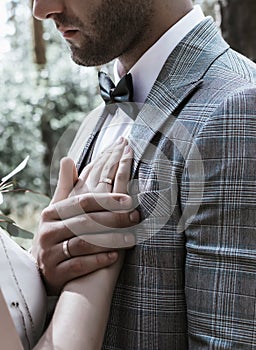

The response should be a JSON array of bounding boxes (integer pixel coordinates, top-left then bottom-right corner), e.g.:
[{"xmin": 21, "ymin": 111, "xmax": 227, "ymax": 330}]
[{"xmin": 98, "ymin": 177, "xmax": 113, "ymax": 185}]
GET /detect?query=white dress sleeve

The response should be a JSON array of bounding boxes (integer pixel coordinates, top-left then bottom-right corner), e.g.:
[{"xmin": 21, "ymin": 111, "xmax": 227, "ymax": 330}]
[{"xmin": 0, "ymin": 229, "xmax": 47, "ymax": 350}]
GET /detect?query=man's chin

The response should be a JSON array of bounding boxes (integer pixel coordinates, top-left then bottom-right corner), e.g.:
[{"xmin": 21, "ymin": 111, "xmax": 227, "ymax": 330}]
[
  {"xmin": 68, "ymin": 48, "xmax": 90, "ymax": 67},
  {"xmin": 67, "ymin": 42, "xmax": 118, "ymax": 67},
  {"xmin": 70, "ymin": 51, "xmax": 112, "ymax": 67}
]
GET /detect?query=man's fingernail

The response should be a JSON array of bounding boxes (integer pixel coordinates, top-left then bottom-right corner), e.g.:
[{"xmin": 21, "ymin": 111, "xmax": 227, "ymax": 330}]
[
  {"xmin": 108, "ymin": 252, "xmax": 118, "ymax": 260},
  {"xmin": 124, "ymin": 234, "xmax": 136, "ymax": 245},
  {"xmin": 119, "ymin": 196, "xmax": 132, "ymax": 205},
  {"xmin": 129, "ymin": 210, "xmax": 140, "ymax": 223}
]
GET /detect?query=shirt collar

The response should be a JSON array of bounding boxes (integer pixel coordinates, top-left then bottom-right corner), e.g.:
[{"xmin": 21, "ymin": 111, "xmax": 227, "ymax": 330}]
[{"xmin": 114, "ymin": 5, "xmax": 205, "ymax": 103}]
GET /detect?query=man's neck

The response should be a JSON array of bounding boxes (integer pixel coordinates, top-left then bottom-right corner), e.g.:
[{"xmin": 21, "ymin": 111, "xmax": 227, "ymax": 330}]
[{"xmin": 118, "ymin": 1, "xmax": 193, "ymax": 73}]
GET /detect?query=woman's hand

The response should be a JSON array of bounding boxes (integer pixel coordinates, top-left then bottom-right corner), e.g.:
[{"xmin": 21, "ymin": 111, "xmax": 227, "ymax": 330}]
[{"xmin": 71, "ymin": 137, "xmax": 133, "ymax": 195}]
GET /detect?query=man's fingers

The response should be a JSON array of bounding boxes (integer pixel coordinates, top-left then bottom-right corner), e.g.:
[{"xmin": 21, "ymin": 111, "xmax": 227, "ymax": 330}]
[
  {"xmin": 50, "ymin": 209, "xmax": 139, "ymax": 242},
  {"xmin": 83, "ymin": 233, "xmax": 135, "ymax": 249},
  {"xmin": 57, "ymin": 232, "xmax": 135, "ymax": 261},
  {"xmin": 38, "ymin": 230, "xmax": 135, "ymax": 279},
  {"xmin": 42, "ymin": 252, "xmax": 119, "ymax": 295},
  {"xmin": 64, "ymin": 228, "xmax": 136, "ymax": 253},
  {"xmin": 45, "ymin": 193, "xmax": 134, "ymax": 221},
  {"xmin": 51, "ymin": 157, "xmax": 78, "ymax": 204},
  {"xmin": 60, "ymin": 252, "xmax": 119, "ymax": 280}
]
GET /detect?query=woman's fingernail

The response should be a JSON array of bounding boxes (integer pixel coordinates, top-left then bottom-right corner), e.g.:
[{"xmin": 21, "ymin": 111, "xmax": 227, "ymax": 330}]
[
  {"xmin": 124, "ymin": 145, "xmax": 132, "ymax": 154},
  {"xmin": 116, "ymin": 136, "xmax": 124, "ymax": 145}
]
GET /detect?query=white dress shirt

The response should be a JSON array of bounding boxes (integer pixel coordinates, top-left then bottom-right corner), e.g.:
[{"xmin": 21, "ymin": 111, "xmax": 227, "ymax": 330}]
[{"xmin": 92, "ymin": 5, "xmax": 205, "ymax": 159}]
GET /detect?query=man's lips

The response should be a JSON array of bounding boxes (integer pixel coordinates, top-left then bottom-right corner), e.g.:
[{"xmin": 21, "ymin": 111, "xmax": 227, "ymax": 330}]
[
  {"xmin": 58, "ymin": 27, "xmax": 79, "ymax": 39},
  {"xmin": 63, "ymin": 30, "xmax": 79, "ymax": 39}
]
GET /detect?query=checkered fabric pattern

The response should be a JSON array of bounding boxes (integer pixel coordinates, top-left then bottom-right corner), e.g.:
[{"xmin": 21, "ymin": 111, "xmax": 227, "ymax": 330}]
[{"xmin": 69, "ymin": 17, "xmax": 256, "ymax": 349}]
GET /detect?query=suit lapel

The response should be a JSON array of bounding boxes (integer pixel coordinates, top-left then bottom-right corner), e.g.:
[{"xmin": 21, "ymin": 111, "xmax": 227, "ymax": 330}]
[
  {"xmin": 129, "ymin": 79, "xmax": 203, "ymax": 170},
  {"xmin": 129, "ymin": 17, "xmax": 229, "ymax": 176}
]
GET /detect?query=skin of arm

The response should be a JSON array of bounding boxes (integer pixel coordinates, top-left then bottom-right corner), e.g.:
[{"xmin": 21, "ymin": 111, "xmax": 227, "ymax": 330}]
[
  {"xmin": 34, "ymin": 139, "xmax": 135, "ymax": 350},
  {"xmin": 34, "ymin": 259, "xmax": 123, "ymax": 350}
]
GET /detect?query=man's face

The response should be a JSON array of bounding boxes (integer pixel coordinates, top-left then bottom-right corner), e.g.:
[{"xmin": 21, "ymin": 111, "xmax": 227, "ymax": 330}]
[{"xmin": 33, "ymin": 0, "xmax": 153, "ymax": 67}]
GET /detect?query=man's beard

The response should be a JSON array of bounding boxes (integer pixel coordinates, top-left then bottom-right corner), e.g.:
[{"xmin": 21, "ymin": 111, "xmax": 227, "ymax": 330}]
[
  {"xmin": 55, "ymin": 0, "xmax": 153, "ymax": 67},
  {"xmin": 67, "ymin": 34, "xmax": 122, "ymax": 67}
]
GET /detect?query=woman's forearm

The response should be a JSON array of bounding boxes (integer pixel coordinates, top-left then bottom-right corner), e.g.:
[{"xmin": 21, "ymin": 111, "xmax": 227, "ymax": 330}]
[
  {"xmin": 34, "ymin": 254, "xmax": 123, "ymax": 350},
  {"xmin": 33, "ymin": 141, "xmax": 134, "ymax": 350}
]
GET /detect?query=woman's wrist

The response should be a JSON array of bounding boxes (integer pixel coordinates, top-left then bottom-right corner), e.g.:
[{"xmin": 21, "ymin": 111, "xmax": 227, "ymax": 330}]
[{"xmin": 63, "ymin": 252, "xmax": 124, "ymax": 295}]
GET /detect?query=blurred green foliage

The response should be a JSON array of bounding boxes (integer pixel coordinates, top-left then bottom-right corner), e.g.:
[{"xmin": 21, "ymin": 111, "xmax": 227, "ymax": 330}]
[{"xmin": 0, "ymin": 0, "xmax": 101, "ymax": 218}]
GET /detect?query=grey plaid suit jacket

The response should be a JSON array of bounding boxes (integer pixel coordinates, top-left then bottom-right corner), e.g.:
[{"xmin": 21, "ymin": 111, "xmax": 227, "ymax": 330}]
[{"xmin": 69, "ymin": 17, "xmax": 256, "ymax": 349}]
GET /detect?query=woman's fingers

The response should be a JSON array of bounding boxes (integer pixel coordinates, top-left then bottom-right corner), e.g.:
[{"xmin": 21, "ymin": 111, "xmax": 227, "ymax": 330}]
[
  {"xmin": 113, "ymin": 145, "xmax": 133, "ymax": 193},
  {"xmin": 95, "ymin": 137, "xmax": 127, "ymax": 189},
  {"xmin": 71, "ymin": 153, "xmax": 106, "ymax": 196},
  {"xmin": 67, "ymin": 138, "xmax": 132, "ymax": 198},
  {"xmin": 78, "ymin": 137, "xmax": 128, "ymax": 193},
  {"xmin": 41, "ymin": 251, "xmax": 119, "ymax": 295},
  {"xmin": 51, "ymin": 157, "xmax": 78, "ymax": 204}
]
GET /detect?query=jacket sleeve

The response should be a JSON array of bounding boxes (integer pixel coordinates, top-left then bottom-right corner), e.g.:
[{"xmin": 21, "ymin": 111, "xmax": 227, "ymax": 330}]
[{"xmin": 183, "ymin": 87, "xmax": 256, "ymax": 349}]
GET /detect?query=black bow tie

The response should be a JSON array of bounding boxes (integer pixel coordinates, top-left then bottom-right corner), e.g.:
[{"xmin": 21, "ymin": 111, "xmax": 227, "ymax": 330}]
[
  {"xmin": 98, "ymin": 71, "xmax": 138, "ymax": 119},
  {"xmin": 98, "ymin": 71, "xmax": 134, "ymax": 104}
]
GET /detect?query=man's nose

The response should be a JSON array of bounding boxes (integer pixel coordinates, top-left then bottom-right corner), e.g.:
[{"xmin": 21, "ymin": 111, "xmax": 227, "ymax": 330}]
[{"xmin": 33, "ymin": 0, "xmax": 64, "ymax": 20}]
